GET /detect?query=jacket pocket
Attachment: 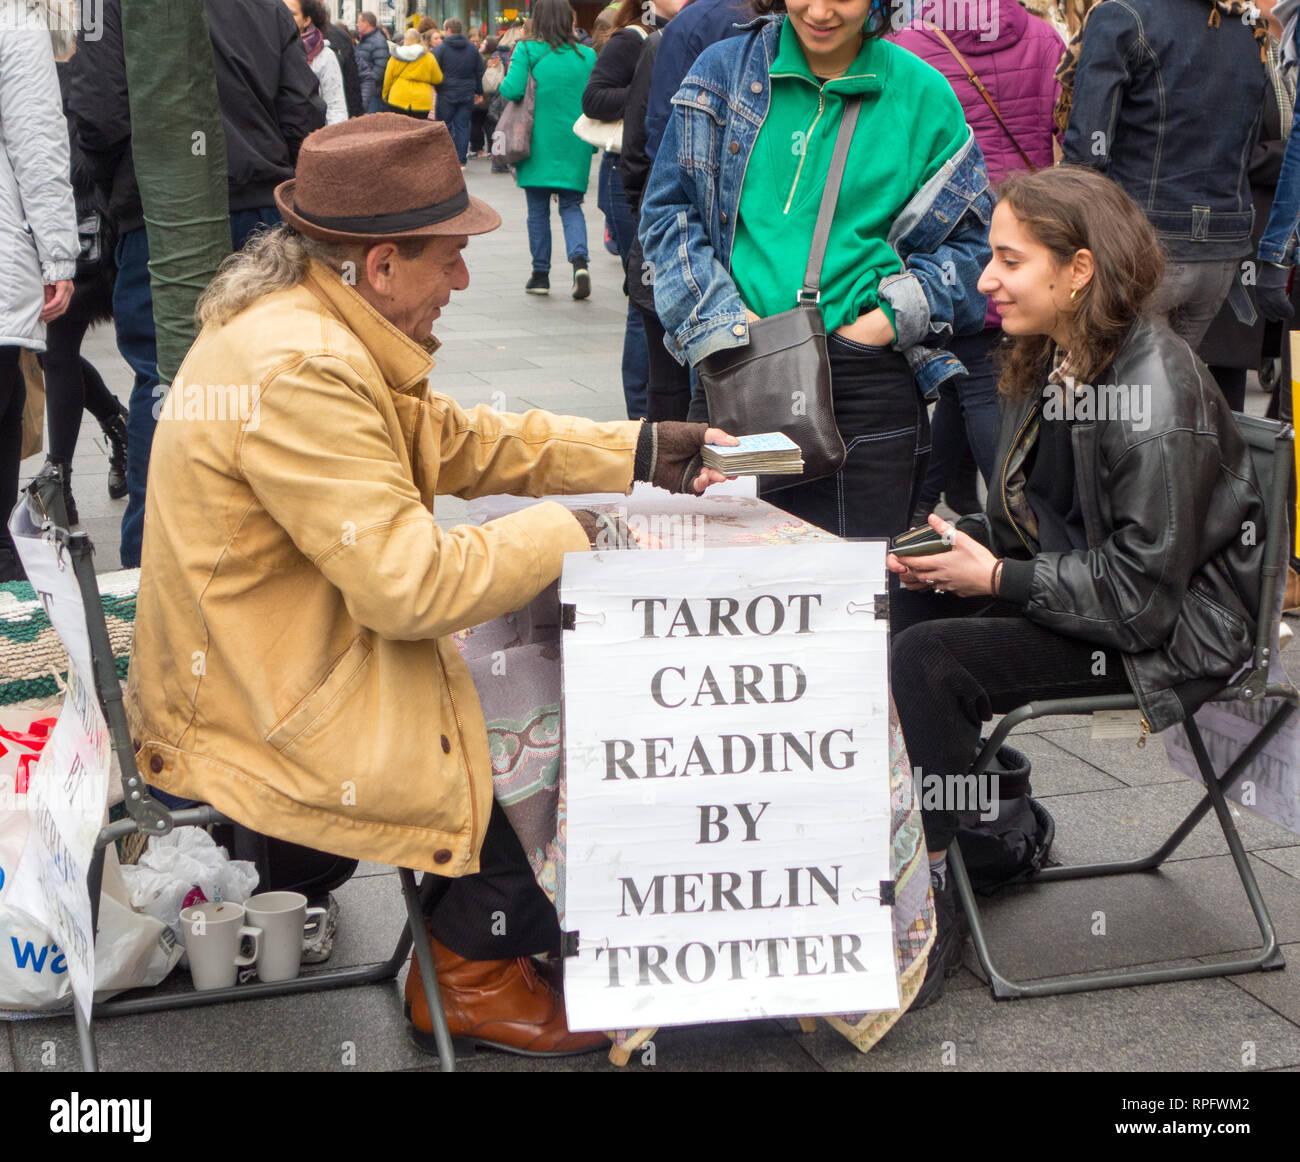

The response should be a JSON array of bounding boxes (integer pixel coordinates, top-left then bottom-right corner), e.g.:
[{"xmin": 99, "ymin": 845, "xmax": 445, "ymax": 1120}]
[{"xmin": 267, "ymin": 636, "xmax": 374, "ymax": 753}]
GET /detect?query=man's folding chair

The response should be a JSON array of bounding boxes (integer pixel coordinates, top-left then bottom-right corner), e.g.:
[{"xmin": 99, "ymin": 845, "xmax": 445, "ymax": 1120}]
[
  {"xmin": 17, "ymin": 472, "xmax": 459, "ymax": 1071},
  {"xmin": 949, "ymin": 416, "xmax": 1298, "ymax": 999}
]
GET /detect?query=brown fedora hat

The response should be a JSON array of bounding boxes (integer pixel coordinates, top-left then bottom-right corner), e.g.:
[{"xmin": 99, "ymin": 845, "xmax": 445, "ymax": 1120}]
[{"xmin": 274, "ymin": 114, "xmax": 501, "ymax": 244}]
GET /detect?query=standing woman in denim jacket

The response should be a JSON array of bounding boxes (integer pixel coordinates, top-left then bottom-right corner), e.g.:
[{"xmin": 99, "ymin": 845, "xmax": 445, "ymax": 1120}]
[{"xmin": 638, "ymin": 0, "xmax": 993, "ymax": 538}]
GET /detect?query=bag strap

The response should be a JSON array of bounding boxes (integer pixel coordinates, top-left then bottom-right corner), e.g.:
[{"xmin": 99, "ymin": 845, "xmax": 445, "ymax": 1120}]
[
  {"xmin": 801, "ymin": 95, "xmax": 862, "ymax": 303},
  {"xmin": 923, "ymin": 20, "xmax": 1034, "ymax": 170}
]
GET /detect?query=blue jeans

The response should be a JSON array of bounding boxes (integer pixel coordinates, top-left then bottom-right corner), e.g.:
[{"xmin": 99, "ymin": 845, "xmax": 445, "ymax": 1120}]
[
  {"xmin": 114, "ymin": 207, "xmax": 283, "ymax": 568},
  {"xmin": 439, "ymin": 97, "xmax": 474, "ymax": 163},
  {"xmin": 915, "ymin": 328, "xmax": 1000, "ymax": 516},
  {"xmin": 600, "ymin": 153, "xmax": 649, "ymax": 419},
  {"xmin": 523, "ymin": 187, "xmax": 588, "ymax": 273}
]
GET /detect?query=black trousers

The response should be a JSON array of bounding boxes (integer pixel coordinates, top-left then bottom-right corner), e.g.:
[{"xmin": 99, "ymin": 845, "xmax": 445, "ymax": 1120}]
[
  {"xmin": 0, "ymin": 346, "xmax": 26, "ymax": 543},
  {"xmin": 768, "ymin": 335, "xmax": 930, "ymax": 539},
  {"xmin": 429, "ymin": 801, "xmax": 561, "ymax": 960},
  {"xmin": 889, "ymin": 587, "xmax": 1131, "ymax": 851},
  {"xmin": 39, "ymin": 309, "xmax": 122, "ymax": 464},
  {"xmin": 638, "ymin": 306, "xmax": 692, "ymax": 421}
]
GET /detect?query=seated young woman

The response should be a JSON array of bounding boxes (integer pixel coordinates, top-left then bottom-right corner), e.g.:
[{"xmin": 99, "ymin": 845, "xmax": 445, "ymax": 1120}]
[{"xmin": 886, "ymin": 165, "xmax": 1268, "ymax": 1004}]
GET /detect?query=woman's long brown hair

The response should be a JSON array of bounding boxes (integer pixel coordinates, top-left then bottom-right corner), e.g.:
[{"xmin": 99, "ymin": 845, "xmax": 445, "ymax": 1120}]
[{"xmin": 995, "ymin": 166, "xmax": 1165, "ymax": 399}]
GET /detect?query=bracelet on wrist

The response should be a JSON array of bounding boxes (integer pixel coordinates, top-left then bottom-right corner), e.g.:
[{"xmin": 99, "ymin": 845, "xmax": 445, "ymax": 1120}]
[{"xmin": 990, "ymin": 558, "xmax": 1003, "ymax": 596}]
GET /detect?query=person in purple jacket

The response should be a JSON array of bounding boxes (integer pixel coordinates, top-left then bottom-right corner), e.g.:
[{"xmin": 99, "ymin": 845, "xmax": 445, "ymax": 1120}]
[{"xmin": 893, "ymin": 0, "xmax": 1063, "ymax": 525}]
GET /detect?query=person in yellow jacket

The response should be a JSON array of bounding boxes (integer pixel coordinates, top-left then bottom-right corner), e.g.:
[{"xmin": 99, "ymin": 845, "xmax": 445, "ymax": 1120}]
[
  {"xmin": 127, "ymin": 116, "xmax": 733, "ymax": 1055},
  {"xmin": 382, "ymin": 28, "xmax": 442, "ymax": 116}
]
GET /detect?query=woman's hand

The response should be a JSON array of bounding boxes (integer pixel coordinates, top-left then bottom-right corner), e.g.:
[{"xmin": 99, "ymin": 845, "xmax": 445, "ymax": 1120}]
[
  {"xmin": 886, "ymin": 514, "xmax": 999, "ymax": 596},
  {"xmin": 833, "ymin": 308, "xmax": 895, "ymax": 348}
]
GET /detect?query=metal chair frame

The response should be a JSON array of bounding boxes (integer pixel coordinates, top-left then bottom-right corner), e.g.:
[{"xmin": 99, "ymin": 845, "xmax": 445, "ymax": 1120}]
[
  {"xmin": 950, "ymin": 417, "xmax": 1298, "ymax": 1000},
  {"xmin": 17, "ymin": 474, "xmax": 458, "ymax": 1071}
]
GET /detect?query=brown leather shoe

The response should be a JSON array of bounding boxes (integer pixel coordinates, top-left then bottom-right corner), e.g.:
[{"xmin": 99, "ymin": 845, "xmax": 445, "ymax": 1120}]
[{"xmin": 404, "ymin": 937, "xmax": 608, "ymax": 1058}]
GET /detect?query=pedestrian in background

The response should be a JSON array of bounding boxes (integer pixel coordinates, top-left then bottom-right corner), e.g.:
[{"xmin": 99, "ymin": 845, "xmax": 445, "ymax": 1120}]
[
  {"xmin": 583, "ymin": 0, "xmax": 684, "ymax": 418},
  {"xmin": 355, "ymin": 10, "xmax": 392, "ymax": 113},
  {"xmin": 498, "ymin": 0, "xmax": 597, "ymax": 298},
  {"xmin": 383, "ymin": 28, "xmax": 443, "ymax": 118},
  {"xmin": 0, "ymin": 28, "xmax": 77, "ymax": 581},
  {"xmin": 435, "ymin": 18, "xmax": 485, "ymax": 164},
  {"xmin": 893, "ymin": 0, "xmax": 1064, "ymax": 524}
]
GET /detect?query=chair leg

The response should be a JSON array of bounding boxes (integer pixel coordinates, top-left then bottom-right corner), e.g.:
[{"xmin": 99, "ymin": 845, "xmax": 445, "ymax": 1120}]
[
  {"xmin": 399, "ymin": 868, "xmax": 455, "ymax": 1072},
  {"xmin": 74, "ymin": 997, "xmax": 99, "ymax": 1072}
]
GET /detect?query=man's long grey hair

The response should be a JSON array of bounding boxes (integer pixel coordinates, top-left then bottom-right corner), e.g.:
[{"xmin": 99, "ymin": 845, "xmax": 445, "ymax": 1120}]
[{"xmin": 194, "ymin": 226, "xmax": 424, "ymax": 328}]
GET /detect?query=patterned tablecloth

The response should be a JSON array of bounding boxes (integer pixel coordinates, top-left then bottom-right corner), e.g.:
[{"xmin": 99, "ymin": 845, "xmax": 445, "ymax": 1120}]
[{"xmin": 463, "ymin": 488, "xmax": 935, "ymax": 1057}]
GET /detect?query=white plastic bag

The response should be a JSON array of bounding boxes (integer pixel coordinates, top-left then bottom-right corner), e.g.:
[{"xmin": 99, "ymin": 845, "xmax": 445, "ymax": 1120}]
[
  {"xmin": 119, "ymin": 827, "xmax": 259, "ymax": 943},
  {"xmin": 1, "ymin": 846, "xmax": 184, "ymax": 1013}
]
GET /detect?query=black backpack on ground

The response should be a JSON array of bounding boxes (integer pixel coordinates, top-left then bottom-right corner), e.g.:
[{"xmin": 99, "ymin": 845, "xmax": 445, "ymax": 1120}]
[{"xmin": 954, "ymin": 740, "xmax": 1056, "ymax": 895}]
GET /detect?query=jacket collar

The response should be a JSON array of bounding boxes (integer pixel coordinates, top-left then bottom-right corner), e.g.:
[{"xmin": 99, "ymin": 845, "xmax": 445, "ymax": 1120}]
[
  {"xmin": 767, "ymin": 15, "xmax": 886, "ymax": 95},
  {"xmin": 303, "ymin": 259, "xmax": 438, "ymax": 396}
]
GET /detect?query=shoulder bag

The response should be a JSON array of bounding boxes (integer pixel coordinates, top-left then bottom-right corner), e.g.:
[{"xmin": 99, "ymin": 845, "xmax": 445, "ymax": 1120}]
[
  {"xmin": 697, "ymin": 96, "xmax": 863, "ymax": 491},
  {"xmin": 494, "ymin": 45, "xmax": 549, "ymax": 165},
  {"xmin": 572, "ymin": 25, "xmax": 649, "ymax": 153},
  {"xmin": 924, "ymin": 21, "xmax": 1035, "ymax": 170}
]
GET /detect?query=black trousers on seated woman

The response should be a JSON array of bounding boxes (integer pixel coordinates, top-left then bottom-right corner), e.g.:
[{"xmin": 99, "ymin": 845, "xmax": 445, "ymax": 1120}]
[{"xmin": 890, "ymin": 586, "xmax": 1131, "ymax": 853}]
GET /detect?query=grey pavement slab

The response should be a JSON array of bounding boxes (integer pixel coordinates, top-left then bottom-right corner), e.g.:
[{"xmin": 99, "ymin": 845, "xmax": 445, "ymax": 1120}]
[
  {"xmin": 9, "ymin": 982, "xmax": 429, "ymax": 1072},
  {"xmin": 1257, "ymin": 847, "xmax": 1300, "ymax": 879},
  {"xmin": 796, "ymin": 975, "xmax": 1300, "ymax": 1072},
  {"xmin": 957, "ymin": 854, "xmax": 1300, "ymax": 982},
  {"xmin": 1040, "ymin": 779, "xmax": 1300, "ymax": 865},
  {"xmin": 1223, "ymin": 943, "xmax": 1300, "ymax": 1026},
  {"xmin": 1012, "ymin": 731, "xmax": 1125, "ymax": 797},
  {"xmin": 1042, "ymin": 726, "xmax": 1188, "ymax": 787}
]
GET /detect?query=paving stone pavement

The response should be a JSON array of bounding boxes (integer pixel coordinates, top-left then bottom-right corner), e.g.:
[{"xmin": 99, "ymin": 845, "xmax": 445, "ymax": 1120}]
[{"xmin": 4, "ymin": 158, "xmax": 1298, "ymax": 1073}]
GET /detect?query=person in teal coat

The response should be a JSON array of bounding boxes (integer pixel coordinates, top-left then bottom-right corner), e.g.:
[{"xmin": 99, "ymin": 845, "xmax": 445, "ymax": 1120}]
[{"xmin": 498, "ymin": 0, "xmax": 597, "ymax": 298}]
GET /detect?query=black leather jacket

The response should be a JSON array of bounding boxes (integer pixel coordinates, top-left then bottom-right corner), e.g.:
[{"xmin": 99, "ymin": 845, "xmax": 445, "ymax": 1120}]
[{"xmin": 983, "ymin": 316, "xmax": 1266, "ymax": 734}]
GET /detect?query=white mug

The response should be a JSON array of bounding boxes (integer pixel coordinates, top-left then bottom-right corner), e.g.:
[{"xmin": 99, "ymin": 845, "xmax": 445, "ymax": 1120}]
[
  {"xmin": 242, "ymin": 891, "xmax": 328, "ymax": 983},
  {"xmin": 179, "ymin": 901, "xmax": 261, "ymax": 991}
]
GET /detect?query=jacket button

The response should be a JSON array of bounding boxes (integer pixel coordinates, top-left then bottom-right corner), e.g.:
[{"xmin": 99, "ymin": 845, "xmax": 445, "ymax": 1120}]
[
  {"xmin": 729, "ymin": 141, "xmax": 740, "ymax": 154},
  {"xmin": 433, "ymin": 849, "xmax": 453, "ymax": 865},
  {"xmin": 720, "ymin": 210, "xmax": 728, "ymax": 223},
  {"xmin": 732, "ymin": 324, "xmax": 746, "ymax": 336},
  {"xmin": 149, "ymin": 754, "xmax": 163, "ymax": 774},
  {"xmin": 750, "ymin": 81, "xmax": 762, "ymax": 94},
  {"xmin": 440, "ymin": 734, "xmax": 451, "ymax": 753}
]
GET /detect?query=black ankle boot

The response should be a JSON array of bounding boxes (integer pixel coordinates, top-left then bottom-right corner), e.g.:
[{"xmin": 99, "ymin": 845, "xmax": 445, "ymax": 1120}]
[
  {"xmin": 100, "ymin": 404, "xmax": 128, "ymax": 500},
  {"xmin": 34, "ymin": 458, "xmax": 77, "ymax": 527}
]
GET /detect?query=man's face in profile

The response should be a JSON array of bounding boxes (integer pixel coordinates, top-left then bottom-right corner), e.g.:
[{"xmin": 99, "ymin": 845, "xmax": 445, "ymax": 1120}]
[{"xmin": 364, "ymin": 236, "xmax": 471, "ymax": 343}]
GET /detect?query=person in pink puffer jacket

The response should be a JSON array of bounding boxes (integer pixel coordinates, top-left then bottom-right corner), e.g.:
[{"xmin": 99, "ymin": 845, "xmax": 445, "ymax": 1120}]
[{"xmin": 893, "ymin": 0, "xmax": 1064, "ymax": 524}]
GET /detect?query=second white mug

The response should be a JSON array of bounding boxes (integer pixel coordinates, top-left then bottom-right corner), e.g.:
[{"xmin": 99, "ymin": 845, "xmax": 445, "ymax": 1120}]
[{"xmin": 242, "ymin": 891, "xmax": 328, "ymax": 982}]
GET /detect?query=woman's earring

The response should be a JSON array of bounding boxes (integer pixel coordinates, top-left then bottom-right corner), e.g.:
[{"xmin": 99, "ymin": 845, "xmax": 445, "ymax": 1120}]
[{"xmin": 1069, "ymin": 285, "xmax": 1080, "ymax": 302}]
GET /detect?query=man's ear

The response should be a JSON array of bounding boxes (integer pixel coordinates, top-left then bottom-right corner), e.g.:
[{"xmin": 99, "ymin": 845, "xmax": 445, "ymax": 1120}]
[{"xmin": 365, "ymin": 243, "xmax": 401, "ymax": 296}]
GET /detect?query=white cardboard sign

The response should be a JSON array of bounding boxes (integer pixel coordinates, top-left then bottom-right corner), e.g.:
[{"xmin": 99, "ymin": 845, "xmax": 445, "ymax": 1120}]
[
  {"xmin": 561, "ymin": 543, "xmax": 897, "ymax": 1030},
  {"xmin": 7, "ymin": 502, "xmax": 111, "ymax": 1022}
]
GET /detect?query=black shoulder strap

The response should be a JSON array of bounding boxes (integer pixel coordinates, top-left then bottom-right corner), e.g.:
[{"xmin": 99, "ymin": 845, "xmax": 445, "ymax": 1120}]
[{"xmin": 801, "ymin": 95, "xmax": 862, "ymax": 304}]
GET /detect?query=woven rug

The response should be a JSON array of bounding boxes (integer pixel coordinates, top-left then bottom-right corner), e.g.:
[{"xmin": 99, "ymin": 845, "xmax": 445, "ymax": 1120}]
[{"xmin": 0, "ymin": 570, "xmax": 139, "ymax": 706}]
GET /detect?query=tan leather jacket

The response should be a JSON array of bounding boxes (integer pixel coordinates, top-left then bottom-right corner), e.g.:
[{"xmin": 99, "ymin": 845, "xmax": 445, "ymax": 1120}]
[{"xmin": 126, "ymin": 261, "xmax": 640, "ymax": 874}]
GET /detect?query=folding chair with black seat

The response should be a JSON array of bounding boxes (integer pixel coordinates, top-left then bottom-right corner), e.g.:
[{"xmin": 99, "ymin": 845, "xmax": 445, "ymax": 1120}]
[
  {"xmin": 949, "ymin": 416, "xmax": 1299, "ymax": 999},
  {"xmin": 16, "ymin": 472, "xmax": 459, "ymax": 1072}
]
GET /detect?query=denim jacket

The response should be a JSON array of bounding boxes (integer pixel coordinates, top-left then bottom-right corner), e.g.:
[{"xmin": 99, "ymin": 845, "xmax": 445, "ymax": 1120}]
[
  {"xmin": 1258, "ymin": 22, "xmax": 1300, "ymax": 265},
  {"xmin": 638, "ymin": 15, "xmax": 994, "ymax": 399},
  {"xmin": 1061, "ymin": 0, "xmax": 1266, "ymax": 262}
]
